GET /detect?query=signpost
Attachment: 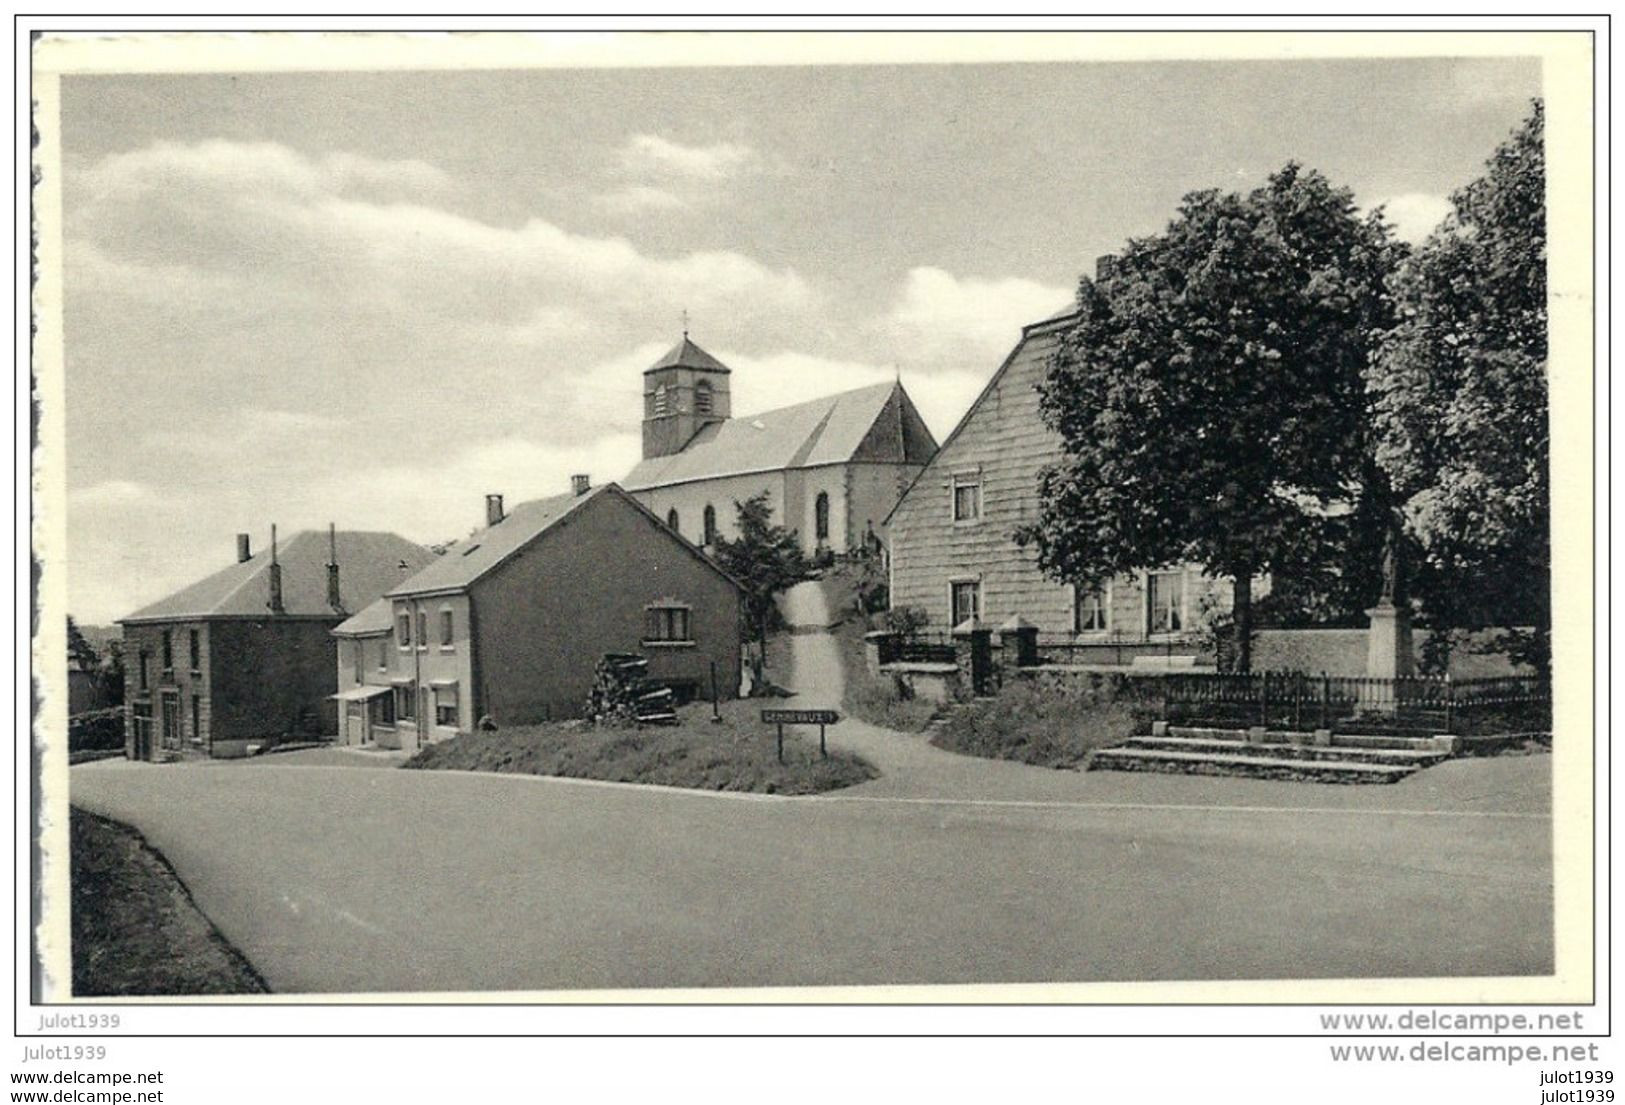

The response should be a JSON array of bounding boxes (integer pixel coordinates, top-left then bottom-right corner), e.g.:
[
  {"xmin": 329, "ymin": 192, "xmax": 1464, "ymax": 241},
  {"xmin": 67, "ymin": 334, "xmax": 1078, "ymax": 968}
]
[{"xmin": 760, "ymin": 708, "xmax": 840, "ymax": 762}]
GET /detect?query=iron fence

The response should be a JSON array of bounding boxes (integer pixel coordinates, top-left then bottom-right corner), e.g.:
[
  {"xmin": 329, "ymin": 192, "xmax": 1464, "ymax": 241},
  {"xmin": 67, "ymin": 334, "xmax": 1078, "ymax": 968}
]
[
  {"xmin": 1162, "ymin": 672, "xmax": 1550, "ymax": 735},
  {"xmin": 876, "ymin": 632, "xmax": 957, "ymax": 666}
]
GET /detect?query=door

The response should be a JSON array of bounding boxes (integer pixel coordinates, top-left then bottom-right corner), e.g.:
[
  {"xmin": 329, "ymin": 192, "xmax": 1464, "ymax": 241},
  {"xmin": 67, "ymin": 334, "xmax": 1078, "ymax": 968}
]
[
  {"xmin": 344, "ymin": 702, "xmax": 364, "ymax": 746},
  {"xmin": 131, "ymin": 705, "xmax": 152, "ymax": 761},
  {"xmin": 160, "ymin": 692, "xmax": 181, "ymax": 752}
]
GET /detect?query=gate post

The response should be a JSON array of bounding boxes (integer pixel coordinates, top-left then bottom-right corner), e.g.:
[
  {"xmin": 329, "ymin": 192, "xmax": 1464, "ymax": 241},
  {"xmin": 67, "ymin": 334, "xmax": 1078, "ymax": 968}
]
[{"xmin": 953, "ymin": 617, "xmax": 993, "ymax": 698}]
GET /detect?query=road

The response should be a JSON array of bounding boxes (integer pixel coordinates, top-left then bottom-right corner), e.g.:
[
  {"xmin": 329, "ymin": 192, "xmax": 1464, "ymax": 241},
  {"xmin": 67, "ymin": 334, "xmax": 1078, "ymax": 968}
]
[{"xmin": 66, "ymin": 579, "xmax": 1552, "ymax": 994}]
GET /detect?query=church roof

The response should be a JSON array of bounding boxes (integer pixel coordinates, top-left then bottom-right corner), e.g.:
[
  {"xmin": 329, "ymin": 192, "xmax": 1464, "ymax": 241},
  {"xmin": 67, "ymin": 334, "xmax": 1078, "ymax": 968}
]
[
  {"xmin": 643, "ymin": 336, "xmax": 732, "ymax": 375},
  {"xmin": 122, "ymin": 530, "xmax": 435, "ymax": 623},
  {"xmin": 621, "ymin": 381, "xmax": 935, "ymax": 491}
]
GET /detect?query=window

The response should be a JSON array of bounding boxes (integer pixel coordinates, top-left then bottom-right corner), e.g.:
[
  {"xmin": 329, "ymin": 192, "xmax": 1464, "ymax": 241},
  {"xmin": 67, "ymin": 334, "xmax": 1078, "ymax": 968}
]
[
  {"xmin": 396, "ymin": 609, "xmax": 412, "ymax": 649},
  {"xmin": 1076, "ymin": 588, "xmax": 1108, "ymax": 633},
  {"xmin": 440, "ymin": 609, "xmax": 455, "ymax": 648},
  {"xmin": 434, "ymin": 683, "xmax": 459, "ymax": 727},
  {"xmin": 951, "ymin": 581, "xmax": 981, "ymax": 626},
  {"xmin": 416, "ymin": 610, "xmax": 428, "ymax": 650},
  {"xmin": 161, "ymin": 630, "xmax": 173, "ymax": 673},
  {"xmin": 138, "ymin": 650, "xmax": 149, "ymax": 691},
  {"xmin": 644, "ymin": 604, "xmax": 693, "ymax": 643},
  {"xmin": 394, "ymin": 682, "xmax": 416, "ymax": 721},
  {"xmin": 652, "ymin": 383, "xmax": 669, "ymax": 417},
  {"xmin": 1148, "ymin": 570, "xmax": 1185, "ymax": 634},
  {"xmin": 377, "ymin": 637, "xmax": 388, "ymax": 670},
  {"xmin": 666, "ymin": 508, "xmax": 680, "ymax": 533},
  {"xmin": 814, "ymin": 492, "xmax": 830, "ymax": 541},
  {"xmin": 188, "ymin": 629, "xmax": 200, "ymax": 672},
  {"xmin": 702, "ymin": 504, "xmax": 717, "ymax": 545},
  {"xmin": 352, "ymin": 641, "xmax": 363, "ymax": 684},
  {"xmin": 952, "ymin": 473, "xmax": 982, "ymax": 522},
  {"xmin": 375, "ymin": 691, "xmax": 395, "ymax": 727},
  {"xmin": 695, "ymin": 380, "xmax": 713, "ymax": 415},
  {"xmin": 189, "ymin": 694, "xmax": 201, "ymax": 745}
]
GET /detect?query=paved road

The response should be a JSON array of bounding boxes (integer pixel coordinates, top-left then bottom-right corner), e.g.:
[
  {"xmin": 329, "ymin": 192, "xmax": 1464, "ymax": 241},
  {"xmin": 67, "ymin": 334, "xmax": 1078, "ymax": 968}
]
[
  {"xmin": 71, "ymin": 763, "xmax": 1552, "ymax": 993},
  {"xmin": 68, "ymin": 577, "xmax": 1552, "ymax": 994}
]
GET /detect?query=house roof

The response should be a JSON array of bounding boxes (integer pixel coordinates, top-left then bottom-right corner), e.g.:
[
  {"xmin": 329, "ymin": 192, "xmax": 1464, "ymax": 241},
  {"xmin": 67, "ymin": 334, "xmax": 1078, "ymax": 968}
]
[
  {"xmin": 122, "ymin": 530, "xmax": 436, "ymax": 624},
  {"xmin": 622, "ymin": 380, "xmax": 933, "ymax": 491},
  {"xmin": 644, "ymin": 336, "xmax": 731, "ymax": 375},
  {"xmin": 386, "ymin": 489, "xmax": 595, "ymax": 597},
  {"xmin": 883, "ymin": 307, "xmax": 1080, "ymax": 528},
  {"xmin": 332, "ymin": 596, "xmax": 394, "ymax": 637},
  {"xmin": 384, "ymin": 482, "xmax": 745, "ymax": 599}
]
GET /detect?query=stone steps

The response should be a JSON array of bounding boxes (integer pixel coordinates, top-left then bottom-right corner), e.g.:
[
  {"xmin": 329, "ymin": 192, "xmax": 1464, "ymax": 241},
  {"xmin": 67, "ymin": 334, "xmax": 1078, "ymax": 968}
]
[
  {"xmin": 1329, "ymin": 733, "xmax": 1444, "ymax": 751},
  {"xmin": 1089, "ymin": 746, "xmax": 1418, "ymax": 785},
  {"xmin": 1128, "ymin": 736, "xmax": 1447, "ymax": 768}
]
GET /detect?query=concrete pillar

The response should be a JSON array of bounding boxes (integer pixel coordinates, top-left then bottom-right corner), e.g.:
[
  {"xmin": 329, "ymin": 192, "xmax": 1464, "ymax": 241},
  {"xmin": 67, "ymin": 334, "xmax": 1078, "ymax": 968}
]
[
  {"xmin": 953, "ymin": 618, "xmax": 992, "ymax": 698},
  {"xmin": 997, "ymin": 614, "xmax": 1040, "ymax": 673}
]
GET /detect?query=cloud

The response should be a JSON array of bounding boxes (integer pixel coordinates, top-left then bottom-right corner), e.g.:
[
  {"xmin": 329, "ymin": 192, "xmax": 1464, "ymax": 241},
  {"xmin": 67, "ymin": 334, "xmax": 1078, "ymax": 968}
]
[
  {"xmin": 618, "ymin": 134, "xmax": 756, "ymax": 181},
  {"xmin": 1372, "ymin": 192, "xmax": 1454, "ymax": 245},
  {"xmin": 300, "ymin": 434, "xmax": 645, "ymax": 542},
  {"xmin": 72, "ymin": 140, "xmax": 455, "ymax": 209},
  {"xmin": 594, "ymin": 185, "xmax": 689, "ymax": 216},
  {"xmin": 882, "ymin": 266, "xmax": 1072, "ymax": 364},
  {"xmin": 69, "ymin": 479, "xmax": 155, "ymax": 508},
  {"xmin": 68, "ymin": 139, "xmax": 813, "ymax": 338}
]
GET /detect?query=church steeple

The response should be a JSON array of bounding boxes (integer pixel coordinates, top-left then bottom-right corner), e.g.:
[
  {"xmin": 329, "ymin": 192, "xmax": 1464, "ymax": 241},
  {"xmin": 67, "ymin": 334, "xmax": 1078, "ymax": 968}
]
[{"xmin": 641, "ymin": 334, "xmax": 732, "ymax": 460}]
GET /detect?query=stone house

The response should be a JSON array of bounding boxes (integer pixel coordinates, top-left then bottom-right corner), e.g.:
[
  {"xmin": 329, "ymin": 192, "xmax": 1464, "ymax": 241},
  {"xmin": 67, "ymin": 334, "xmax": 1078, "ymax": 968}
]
[
  {"xmin": 621, "ymin": 336, "xmax": 937, "ymax": 558},
  {"xmin": 120, "ymin": 528, "xmax": 436, "ymax": 760},
  {"xmin": 331, "ymin": 481, "xmax": 744, "ymax": 748},
  {"xmin": 886, "ymin": 304, "xmax": 1238, "ymax": 659}
]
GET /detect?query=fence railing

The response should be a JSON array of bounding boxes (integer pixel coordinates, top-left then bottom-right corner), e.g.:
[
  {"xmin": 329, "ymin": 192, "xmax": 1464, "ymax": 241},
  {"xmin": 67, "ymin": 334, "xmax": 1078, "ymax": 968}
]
[
  {"xmin": 1162, "ymin": 672, "xmax": 1550, "ymax": 735},
  {"xmin": 876, "ymin": 632, "xmax": 957, "ymax": 666},
  {"xmin": 1036, "ymin": 634, "xmax": 1203, "ymax": 667}
]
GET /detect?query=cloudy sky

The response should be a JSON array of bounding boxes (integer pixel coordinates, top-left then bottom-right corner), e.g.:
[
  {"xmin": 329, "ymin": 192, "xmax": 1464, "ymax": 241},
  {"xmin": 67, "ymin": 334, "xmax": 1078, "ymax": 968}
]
[{"xmin": 58, "ymin": 53, "xmax": 1540, "ymax": 624}]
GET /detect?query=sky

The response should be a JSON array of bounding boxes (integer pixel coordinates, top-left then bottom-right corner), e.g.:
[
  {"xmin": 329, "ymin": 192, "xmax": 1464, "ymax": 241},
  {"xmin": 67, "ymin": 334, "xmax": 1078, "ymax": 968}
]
[{"xmin": 57, "ymin": 52, "xmax": 1542, "ymax": 624}]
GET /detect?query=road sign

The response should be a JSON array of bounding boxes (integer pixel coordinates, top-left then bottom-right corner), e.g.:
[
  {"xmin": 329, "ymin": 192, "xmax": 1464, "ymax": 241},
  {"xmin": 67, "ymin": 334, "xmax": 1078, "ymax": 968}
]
[
  {"xmin": 761, "ymin": 709, "xmax": 840, "ymax": 762},
  {"xmin": 759, "ymin": 709, "xmax": 840, "ymax": 725}
]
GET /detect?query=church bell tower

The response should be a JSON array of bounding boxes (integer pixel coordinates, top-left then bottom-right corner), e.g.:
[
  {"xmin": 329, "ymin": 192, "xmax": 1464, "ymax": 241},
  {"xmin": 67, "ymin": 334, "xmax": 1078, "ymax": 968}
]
[{"xmin": 641, "ymin": 331, "xmax": 733, "ymax": 460}]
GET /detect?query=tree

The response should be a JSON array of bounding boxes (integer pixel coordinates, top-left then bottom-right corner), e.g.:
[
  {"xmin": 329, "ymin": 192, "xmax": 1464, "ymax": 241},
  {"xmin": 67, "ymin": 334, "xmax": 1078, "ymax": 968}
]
[
  {"xmin": 1368, "ymin": 101, "xmax": 1549, "ymax": 674},
  {"xmin": 66, "ymin": 617, "xmax": 99, "ymax": 674},
  {"xmin": 1018, "ymin": 164, "xmax": 1400, "ymax": 671},
  {"xmin": 710, "ymin": 492, "xmax": 812, "ymax": 687}
]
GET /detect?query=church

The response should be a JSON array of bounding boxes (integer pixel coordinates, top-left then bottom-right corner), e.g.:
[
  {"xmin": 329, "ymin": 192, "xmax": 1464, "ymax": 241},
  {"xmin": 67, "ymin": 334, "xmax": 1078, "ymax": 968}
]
[{"xmin": 621, "ymin": 336, "xmax": 937, "ymax": 558}]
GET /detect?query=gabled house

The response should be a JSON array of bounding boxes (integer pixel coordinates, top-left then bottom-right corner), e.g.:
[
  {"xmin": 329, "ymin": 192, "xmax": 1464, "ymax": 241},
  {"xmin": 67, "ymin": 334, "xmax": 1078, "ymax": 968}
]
[
  {"xmin": 886, "ymin": 302, "xmax": 1237, "ymax": 657},
  {"xmin": 331, "ymin": 480, "xmax": 743, "ymax": 750},
  {"xmin": 120, "ymin": 528, "xmax": 436, "ymax": 760},
  {"xmin": 621, "ymin": 336, "xmax": 937, "ymax": 557}
]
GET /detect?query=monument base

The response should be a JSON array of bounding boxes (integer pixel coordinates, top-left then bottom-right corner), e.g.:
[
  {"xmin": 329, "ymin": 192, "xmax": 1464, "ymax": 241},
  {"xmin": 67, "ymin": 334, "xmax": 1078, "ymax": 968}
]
[{"xmin": 1365, "ymin": 602, "xmax": 1415, "ymax": 681}]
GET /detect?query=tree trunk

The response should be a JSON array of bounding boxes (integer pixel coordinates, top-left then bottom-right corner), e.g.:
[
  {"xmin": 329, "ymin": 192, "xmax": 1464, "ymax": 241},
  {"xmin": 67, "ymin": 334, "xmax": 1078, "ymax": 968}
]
[
  {"xmin": 751, "ymin": 615, "xmax": 768, "ymax": 689},
  {"xmin": 1231, "ymin": 572, "xmax": 1253, "ymax": 673}
]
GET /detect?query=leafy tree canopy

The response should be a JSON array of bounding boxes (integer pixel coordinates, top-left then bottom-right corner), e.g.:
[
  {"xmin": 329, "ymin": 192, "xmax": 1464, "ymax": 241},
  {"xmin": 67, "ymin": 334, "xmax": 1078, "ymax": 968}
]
[
  {"xmin": 1018, "ymin": 163, "xmax": 1401, "ymax": 670},
  {"xmin": 1368, "ymin": 100, "xmax": 1548, "ymax": 671},
  {"xmin": 710, "ymin": 492, "xmax": 812, "ymax": 678}
]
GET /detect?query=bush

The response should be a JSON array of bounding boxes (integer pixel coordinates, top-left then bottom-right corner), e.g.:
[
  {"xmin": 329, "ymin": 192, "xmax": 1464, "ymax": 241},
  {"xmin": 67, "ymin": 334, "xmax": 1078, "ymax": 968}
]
[
  {"xmin": 931, "ymin": 675, "xmax": 1151, "ymax": 769},
  {"xmin": 846, "ymin": 670, "xmax": 938, "ymax": 733},
  {"xmin": 68, "ymin": 708, "xmax": 125, "ymax": 753},
  {"xmin": 880, "ymin": 606, "xmax": 929, "ymax": 636}
]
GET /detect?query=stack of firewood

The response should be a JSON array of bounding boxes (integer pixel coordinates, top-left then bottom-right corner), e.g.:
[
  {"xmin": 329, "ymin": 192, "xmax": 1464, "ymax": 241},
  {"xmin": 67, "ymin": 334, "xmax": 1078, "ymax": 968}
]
[{"xmin": 586, "ymin": 653, "xmax": 678, "ymax": 727}]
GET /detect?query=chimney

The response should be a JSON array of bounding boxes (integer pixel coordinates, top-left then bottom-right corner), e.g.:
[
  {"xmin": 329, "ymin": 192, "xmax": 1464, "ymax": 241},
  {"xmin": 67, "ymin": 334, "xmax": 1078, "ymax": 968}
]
[
  {"xmin": 326, "ymin": 523, "xmax": 342, "ymax": 612},
  {"xmin": 236, "ymin": 533, "xmax": 251, "ymax": 563},
  {"xmin": 571, "ymin": 474, "xmax": 591, "ymax": 497},
  {"xmin": 485, "ymin": 494, "xmax": 505, "ymax": 527},
  {"xmin": 1095, "ymin": 254, "xmax": 1118, "ymax": 282},
  {"xmin": 267, "ymin": 525, "xmax": 284, "ymax": 614}
]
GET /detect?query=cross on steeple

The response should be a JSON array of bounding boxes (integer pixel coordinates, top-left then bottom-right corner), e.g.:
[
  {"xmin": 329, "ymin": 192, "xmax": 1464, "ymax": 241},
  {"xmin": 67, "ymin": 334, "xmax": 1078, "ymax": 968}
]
[{"xmin": 681, "ymin": 308, "xmax": 690, "ymax": 340}]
